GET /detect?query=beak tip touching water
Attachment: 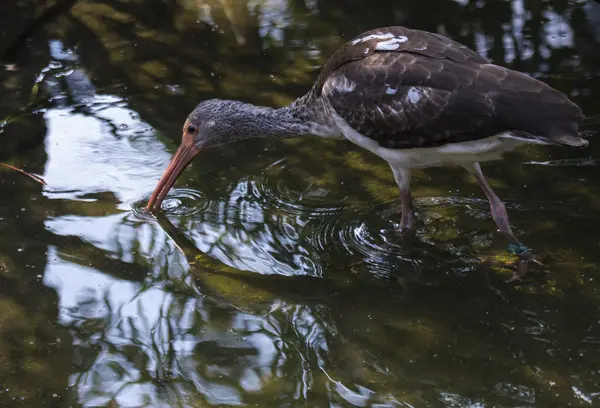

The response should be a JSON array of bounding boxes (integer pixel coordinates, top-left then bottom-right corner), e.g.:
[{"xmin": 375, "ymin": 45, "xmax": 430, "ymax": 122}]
[
  {"xmin": 144, "ymin": 201, "xmax": 160, "ymax": 214},
  {"xmin": 144, "ymin": 136, "xmax": 201, "ymax": 214}
]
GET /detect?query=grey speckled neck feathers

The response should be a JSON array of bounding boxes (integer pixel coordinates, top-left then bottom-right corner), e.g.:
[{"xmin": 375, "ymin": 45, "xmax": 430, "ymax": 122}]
[{"xmin": 187, "ymin": 89, "xmax": 342, "ymax": 149}]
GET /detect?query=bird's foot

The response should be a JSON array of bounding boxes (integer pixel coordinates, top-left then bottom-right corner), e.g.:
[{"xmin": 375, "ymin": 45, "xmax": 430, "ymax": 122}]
[
  {"xmin": 508, "ymin": 243, "xmax": 543, "ymax": 265},
  {"xmin": 480, "ymin": 244, "xmax": 545, "ymax": 283},
  {"xmin": 504, "ymin": 244, "xmax": 545, "ymax": 283},
  {"xmin": 504, "ymin": 260, "xmax": 530, "ymax": 283}
]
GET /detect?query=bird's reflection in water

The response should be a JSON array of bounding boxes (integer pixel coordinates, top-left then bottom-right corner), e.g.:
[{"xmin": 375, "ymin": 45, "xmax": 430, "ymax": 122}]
[
  {"xmin": 143, "ymin": 188, "xmax": 425, "ymax": 281},
  {"xmin": 140, "ymin": 204, "xmax": 541, "ymax": 407},
  {"xmin": 68, "ymin": 157, "xmax": 552, "ymax": 406},
  {"xmin": 148, "ymin": 211, "xmax": 436, "ymax": 406}
]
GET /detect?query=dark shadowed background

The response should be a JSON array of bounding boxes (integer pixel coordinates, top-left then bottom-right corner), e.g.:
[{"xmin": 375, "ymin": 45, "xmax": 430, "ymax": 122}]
[{"xmin": 1, "ymin": 0, "xmax": 600, "ymax": 406}]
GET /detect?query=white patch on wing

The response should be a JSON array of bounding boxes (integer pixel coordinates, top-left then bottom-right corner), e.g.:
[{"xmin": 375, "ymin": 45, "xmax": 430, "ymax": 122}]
[
  {"xmin": 406, "ymin": 87, "xmax": 422, "ymax": 104},
  {"xmin": 385, "ymin": 85, "xmax": 397, "ymax": 95},
  {"xmin": 375, "ymin": 36, "xmax": 409, "ymax": 50},
  {"xmin": 351, "ymin": 33, "xmax": 394, "ymax": 45},
  {"xmin": 322, "ymin": 76, "xmax": 356, "ymax": 96},
  {"xmin": 351, "ymin": 32, "xmax": 409, "ymax": 51}
]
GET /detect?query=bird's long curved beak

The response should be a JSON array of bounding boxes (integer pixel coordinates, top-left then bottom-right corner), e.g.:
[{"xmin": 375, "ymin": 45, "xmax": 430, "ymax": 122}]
[{"xmin": 145, "ymin": 133, "xmax": 200, "ymax": 213}]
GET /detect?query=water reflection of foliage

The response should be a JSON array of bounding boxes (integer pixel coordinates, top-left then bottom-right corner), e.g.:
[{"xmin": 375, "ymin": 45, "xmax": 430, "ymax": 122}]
[
  {"xmin": 1, "ymin": 0, "xmax": 600, "ymax": 406},
  {"xmin": 51, "ymin": 210, "xmax": 600, "ymax": 406}
]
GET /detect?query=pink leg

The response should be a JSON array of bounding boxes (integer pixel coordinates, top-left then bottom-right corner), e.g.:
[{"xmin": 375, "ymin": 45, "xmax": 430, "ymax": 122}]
[
  {"xmin": 463, "ymin": 163, "xmax": 541, "ymax": 278},
  {"xmin": 390, "ymin": 166, "xmax": 416, "ymax": 231},
  {"xmin": 464, "ymin": 163, "xmax": 518, "ymax": 240}
]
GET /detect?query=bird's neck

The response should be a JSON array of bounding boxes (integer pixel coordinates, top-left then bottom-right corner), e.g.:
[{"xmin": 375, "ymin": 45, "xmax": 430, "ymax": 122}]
[{"xmin": 227, "ymin": 90, "xmax": 341, "ymax": 141}]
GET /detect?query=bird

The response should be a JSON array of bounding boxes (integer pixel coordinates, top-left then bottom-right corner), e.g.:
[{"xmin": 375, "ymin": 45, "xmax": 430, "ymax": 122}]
[{"xmin": 145, "ymin": 26, "xmax": 587, "ymax": 267}]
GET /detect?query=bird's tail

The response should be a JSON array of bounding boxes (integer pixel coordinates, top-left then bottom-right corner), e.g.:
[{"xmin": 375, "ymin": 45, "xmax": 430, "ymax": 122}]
[{"xmin": 551, "ymin": 133, "xmax": 589, "ymax": 148}]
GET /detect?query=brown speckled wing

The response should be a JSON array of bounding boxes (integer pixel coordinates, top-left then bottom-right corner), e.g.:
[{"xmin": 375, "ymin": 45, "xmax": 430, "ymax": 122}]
[
  {"xmin": 320, "ymin": 27, "xmax": 583, "ymax": 149},
  {"xmin": 324, "ymin": 54, "xmax": 502, "ymax": 149},
  {"xmin": 316, "ymin": 26, "xmax": 488, "ymax": 93}
]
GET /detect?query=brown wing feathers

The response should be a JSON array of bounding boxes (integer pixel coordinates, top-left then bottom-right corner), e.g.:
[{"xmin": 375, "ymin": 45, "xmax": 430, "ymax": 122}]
[{"xmin": 319, "ymin": 26, "xmax": 586, "ymax": 149}]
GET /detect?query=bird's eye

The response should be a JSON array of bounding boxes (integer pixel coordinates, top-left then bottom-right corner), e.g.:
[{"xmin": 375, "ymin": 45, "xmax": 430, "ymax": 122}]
[{"xmin": 187, "ymin": 125, "xmax": 197, "ymax": 134}]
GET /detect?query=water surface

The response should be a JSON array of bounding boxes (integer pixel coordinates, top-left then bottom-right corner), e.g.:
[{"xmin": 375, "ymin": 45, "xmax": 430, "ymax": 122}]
[{"xmin": 1, "ymin": 0, "xmax": 600, "ymax": 406}]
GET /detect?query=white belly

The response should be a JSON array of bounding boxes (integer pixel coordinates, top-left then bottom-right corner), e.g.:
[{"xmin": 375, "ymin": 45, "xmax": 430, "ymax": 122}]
[{"xmin": 331, "ymin": 112, "xmax": 546, "ymax": 169}]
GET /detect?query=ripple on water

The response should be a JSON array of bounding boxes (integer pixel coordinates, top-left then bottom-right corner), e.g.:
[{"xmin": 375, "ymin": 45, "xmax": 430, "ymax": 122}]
[
  {"xmin": 131, "ymin": 188, "xmax": 210, "ymax": 219},
  {"xmin": 308, "ymin": 195, "xmax": 531, "ymax": 277},
  {"xmin": 251, "ymin": 161, "xmax": 348, "ymax": 218},
  {"xmin": 130, "ymin": 170, "xmax": 579, "ymax": 279},
  {"xmin": 307, "ymin": 200, "xmax": 424, "ymax": 277},
  {"xmin": 339, "ymin": 205, "xmax": 414, "ymax": 256}
]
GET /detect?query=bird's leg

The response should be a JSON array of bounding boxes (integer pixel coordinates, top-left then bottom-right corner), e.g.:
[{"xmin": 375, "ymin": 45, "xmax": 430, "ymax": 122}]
[
  {"xmin": 463, "ymin": 163, "xmax": 541, "ymax": 280},
  {"xmin": 464, "ymin": 163, "xmax": 517, "ymax": 238},
  {"xmin": 390, "ymin": 166, "xmax": 416, "ymax": 231}
]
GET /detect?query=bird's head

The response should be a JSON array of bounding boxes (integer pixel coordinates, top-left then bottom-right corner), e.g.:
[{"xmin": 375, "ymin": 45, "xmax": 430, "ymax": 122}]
[{"xmin": 145, "ymin": 99, "xmax": 235, "ymax": 213}]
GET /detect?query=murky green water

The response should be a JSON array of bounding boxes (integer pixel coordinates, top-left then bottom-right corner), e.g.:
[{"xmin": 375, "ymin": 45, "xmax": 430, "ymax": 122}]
[{"xmin": 1, "ymin": 0, "xmax": 600, "ymax": 406}]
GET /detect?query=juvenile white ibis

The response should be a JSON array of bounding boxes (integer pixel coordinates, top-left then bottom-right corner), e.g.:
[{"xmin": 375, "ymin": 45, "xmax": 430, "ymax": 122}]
[{"xmin": 146, "ymin": 26, "xmax": 588, "ymax": 265}]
